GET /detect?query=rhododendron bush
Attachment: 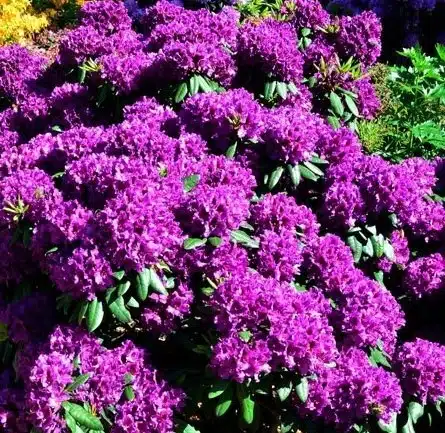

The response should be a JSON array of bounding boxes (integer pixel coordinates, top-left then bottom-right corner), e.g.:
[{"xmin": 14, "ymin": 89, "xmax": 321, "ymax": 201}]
[{"xmin": 0, "ymin": 1, "xmax": 444, "ymax": 432}]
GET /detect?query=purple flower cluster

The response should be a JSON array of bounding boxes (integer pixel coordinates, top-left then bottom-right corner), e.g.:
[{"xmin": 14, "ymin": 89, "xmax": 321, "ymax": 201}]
[{"xmin": 6, "ymin": 326, "xmax": 184, "ymax": 433}]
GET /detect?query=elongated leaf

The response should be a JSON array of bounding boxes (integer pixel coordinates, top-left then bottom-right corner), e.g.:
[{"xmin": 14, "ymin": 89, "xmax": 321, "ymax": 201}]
[
  {"xmin": 65, "ymin": 412, "xmax": 78, "ymax": 433},
  {"xmin": 328, "ymin": 115, "xmax": 341, "ymax": 129},
  {"xmin": 303, "ymin": 161, "xmax": 324, "ymax": 176},
  {"xmin": 184, "ymin": 238, "xmax": 207, "ymax": 250},
  {"xmin": 209, "ymin": 237, "xmax": 222, "ymax": 247},
  {"xmin": 287, "ymin": 164, "xmax": 301, "ymax": 186},
  {"xmin": 230, "ymin": 230, "xmax": 259, "ymax": 249},
  {"xmin": 197, "ymin": 75, "xmax": 212, "ymax": 93},
  {"xmin": 287, "ymin": 82, "xmax": 298, "ymax": 94},
  {"xmin": 363, "ymin": 238, "xmax": 374, "ymax": 257},
  {"xmin": 383, "ymin": 240, "xmax": 395, "ymax": 261},
  {"xmin": 189, "ymin": 76, "xmax": 200, "ymax": 96},
  {"xmin": 63, "ymin": 402, "xmax": 103, "ymax": 430},
  {"xmin": 113, "ymin": 270, "xmax": 125, "ymax": 281},
  {"xmin": 174, "ymin": 82, "xmax": 188, "ymax": 103},
  {"xmin": 299, "ymin": 165, "xmax": 319, "ymax": 181},
  {"xmin": 330, "ymin": 92, "xmax": 344, "ymax": 117},
  {"xmin": 87, "ymin": 298, "xmax": 104, "ymax": 332},
  {"xmin": 117, "ymin": 281, "xmax": 131, "ymax": 297},
  {"xmin": 241, "ymin": 395, "xmax": 255, "ymax": 425},
  {"xmin": 135, "ymin": 268, "xmax": 150, "ymax": 302},
  {"xmin": 66, "ymin": 373, "xmax": 91, "ymax": 393},
  {"xmin": 344, "ymin": 94, "xmax": 359, "ymax": 117},
  {"xmin": 208, "ymin": 381, "xmax": 229, "ymax": 399},
  {"xmin": 127, "ymin": 297, "xmax": 140, "ymax": 308},
  {"xmin": 264, "ymin": 81, "xmax": 277, "ymax": 100},
  {"xmin": 378, "ymin": 414, "xmax": 397, "ymax": 433},
  {"xmin": 108, "ymin": 296, "xmax": 132, "ymax": 323},
  {"xmin": 347, "ymin": 236, "xmax": 363, "ymax": 263},
  {"xmin": 371, "ymin": 234, "xmax": 385, "ymax": 258},
  {"xmin": 277, "ymin": 380, "xmax": 293, "ymax": 402},
  {"xmin": 408, "ymin": 401, "xmax": 424, "ymax": 424},
  {"xmin": 226, "ymin": 142, "xmax": 237, "ymax": 158},
  {"xmin": 268, "ymin": 166, "xmax": 284, "ymax": 190},
  {"xmin": 148, "ymin": 268, "xmax": 168, "ymax": 295},
  {"xmin": 401, "ymin": 418, "xmax": 415, "ymax": 433},
  {"xmin": 124, "ymin": 385, "xmax": 135, "ymax": 401},
  {"xmin": 296, "ymin": 377, "xmax": 309, "ymax": 403},
  {"xmin": 412, "ymin": 121, "xmax": 445, "ymax": 148},
  {"xmin": 310, "ymin": 156, "xmax": 329, "ymax": 165},
  {"xmin": 77, "ymin": 301, "xmax": 89, "ymax": 325},
  {"xmin": 215, "ymin": 386, "xmax": 233, "ymax": 417},
  {"xmin": 277, "ymin": 82, "xmax": 288, "ymax": 99}
]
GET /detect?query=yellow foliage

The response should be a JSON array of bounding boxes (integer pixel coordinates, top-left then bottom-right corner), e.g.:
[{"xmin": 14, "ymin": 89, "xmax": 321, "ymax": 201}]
[
  {"xmin": 0, "ymin": 0, "xmax": 87, "ymax": 46},
  {"xmin": 0, "ymin": 0, "xmax": 48, "ymax": 45}
]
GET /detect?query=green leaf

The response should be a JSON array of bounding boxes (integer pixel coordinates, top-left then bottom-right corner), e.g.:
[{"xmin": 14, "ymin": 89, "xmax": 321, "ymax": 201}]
[
  {"xmin": 135, "ymin": 268, "xmax": 151, "ymax": 302},
  {"xmin": 77, "ymin": 301, "xmax": 89, "ymax": 325},
  {"xmin": 179, "ymin": 423, "xmax": 201, "ymax": 433},
  {"xmin": 310, "ymin": 156, "xmax": 329, "ymax": 165},
  {"xmin": 183, "ymin": 174, "xmax": 200, "ymax": 193},
  {"xmin": 287, "ymin": 164, "xmax": 301, "ymax": 186},
  {"xmin": 189, "ymin": 75, "xmax": 200, "ymax": 96},
  {"xmin": 303, "ymin": 161, "xmax": 324, "ymax": 176},
  {"xmin": 363, "ymin": 238, "xmax": 374, "ymax": 257},
  {"xmin": 230, "ymin": 230, "xmax": 259, "ymax": 249},
  {"xmin": 174, "ymin": 82, "xmax": 188, "ymax": 103},
  {"xmin": 408, "ymin": 401, "xmax": 424, "ymax": 424},
  {"xmin": 378, "ymin": 414, "xmax": 397, "ymax": 433},
  {"xmin": 369, "ymin": 347, "xmax": 391, "ymax": 368},
  {"xmin": 371, "ymin": 234, "xmax": 385, "ymax": 258},
  {"xmin": 117, "ymin": 281, "xmax": 131, "ymax": 297},
  {"xmin": 113, "ymin": 270, "xmax": 125, "ymax": 281},
  {"xmin": 148, "ymin": 268, "xmax": 168, "ymax": 295},
  {"xmin": 46, "ymin": 246, "xmax": 59, "ymax": 256},
  {"xmin": 411, "ymin": 121, "xmax": 445, "ymax": 148},
  {"xmin": 344, "ymin": 94, "xmax": 360, "ymax": 117},
  {"xmin": 209, "ymin": 237, "xmax": 222, "ymax": 247},
  {"xmin": 276, "ymin": 82, "xmax": 288, "ymax": 99},
  {"xmin": 383, "ymin": 240, "xmax": 395, "ymax": 261},
  {"xmin": 277, "ymin": 379, "xmax": 293, "ymax": 402},
  {"xmin": 301, "ymin": 27, "xmax": 311, "ymax": 37},
  {"xmin": 63, "ymin": 402, "xmax": 103, "ymax": 431},
  {"xmin": 184, "ymin": 238, "xmax": 208, "ymax": 250},
  {"xmin": 287, "ymin": 82, "xmax": 298, "ymax": 94},
  {"xmin": 197, "ymin": 75, "xmax": 213, "ymax": 93},
  {"xmin": 401, "ymin": 418, "xmax": 415, "ymax": 433},
  {"xmin": 65, "ymin": 412, "xmax": 79, "ymax": 433},
  {"xmin": 127, "ymin": 297, "xmax": 139, "ymax": 308},
  {"xmin": 328, "ymin": 115, "xmax": 341, "ymax": 129},
  {"xmin": 108, "ymin": 296, "xmax": 132, "ymax": 323},
  {"xmin": 66, "ymin": 373, "xmax": 91, "ymax": 393},
  {"xmin": 299, "ymin": 164, "xmax": 319, "ymax": 181},
  {"xmin": 347, "ymin": 236, "xmax": 363, "ymax": 263},
  {"xmin": 241, "ymin": 394, "xmax": 255, "ymax": 425},
  {"xmin": 215, "ymin": 386, "xmax": 233, "ymax": 417},
  {"xmin": 296, "ymin": 377, "xmax": 309, "ymax": 403},
  {"xmin": 268, "ymin": 166, "xmax": 284, "ymax": 190},
  {"xmin": 124, "ymin": 385, "xmax": 135, "ymax": 401},
  {"xmin": 436, "ymin": 400, "xmax": 443, "ymax": 416},
  {"xmin": 208, "ymin": 381, "xmax": 229, "ymax": 399},
  {"xmin": 226, "ymin": 142, "xmax": 237, "ymax": 158},
  {"xmin": 264, "ymin": 81, "xmax": 277, "ymax": 100},
  {"xmin": 330, "ymin": 92, "xmax": 344, "ymax": 117},
  {"xmin": 238, "ymin": 330, "xmax": 252, "ymax": 343},
  {"xmin": 86, "ymin": 298, "xmax": 104, "ymax": 332}
]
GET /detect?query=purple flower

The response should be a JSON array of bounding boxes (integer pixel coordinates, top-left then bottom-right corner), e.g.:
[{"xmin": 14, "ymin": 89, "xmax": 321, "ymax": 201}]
[
  {"xmin": 238, "ymin": 19, "xmax": 304, "ymax": 83},
  {"xmin": 394, "ymin": 339, "xmax": 445, "ymax": 405},
  {"xmin": 403, "ymin": 253, "xmax": 445, "ymax": 298},
  {"xmin": 301, "ymin": 348, "xmax": 402, "ymax": 429}
]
